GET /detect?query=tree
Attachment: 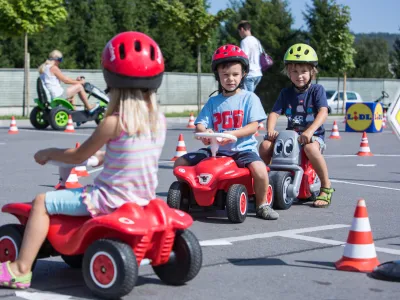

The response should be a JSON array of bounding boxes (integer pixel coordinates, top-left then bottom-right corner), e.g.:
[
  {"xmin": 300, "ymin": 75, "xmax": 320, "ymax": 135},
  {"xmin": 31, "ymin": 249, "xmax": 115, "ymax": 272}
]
[
  {"xmin": 391, "ymin": 37, "xmax": 400, "ymax": 79},
  {"xmin": 153, "ymin": 0, "xmax": 233, "ymax": 113},
  {"xmin": 348, "ymin": 38, "xmax": 392, "ymax": 78},
  {"xmin": 304, "ymin": 0, "xmax": 356, "ymax": 113},
  {"xmin": 0, "ymin": 0, "xmax": 67, "ymax": 115}
]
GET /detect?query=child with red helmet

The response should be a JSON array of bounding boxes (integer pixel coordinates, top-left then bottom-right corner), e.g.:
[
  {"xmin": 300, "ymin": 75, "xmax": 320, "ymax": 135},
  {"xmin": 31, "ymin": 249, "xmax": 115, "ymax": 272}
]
[
  {"xmin": 174, "ymin": 44, "xmax": 279, "ymax": 221},
  {"xmin": 0, "ymin": 32, "xmax": 167, "ymax": 289}
]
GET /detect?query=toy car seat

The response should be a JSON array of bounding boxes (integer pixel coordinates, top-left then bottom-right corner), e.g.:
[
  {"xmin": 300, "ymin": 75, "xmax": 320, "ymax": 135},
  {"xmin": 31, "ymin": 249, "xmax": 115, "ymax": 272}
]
[{"xmin": 36, "ymin": 77, "xmax": 52, "ymax": 109}]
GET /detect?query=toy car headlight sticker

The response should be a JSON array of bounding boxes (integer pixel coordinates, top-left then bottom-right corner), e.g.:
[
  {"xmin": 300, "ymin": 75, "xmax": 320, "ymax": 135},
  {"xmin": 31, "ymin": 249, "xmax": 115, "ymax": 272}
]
[
  {"xmin": 118, "ymin": 217, "xmax": 135, "ymax": 225},
  {"xmin": 274, "ymin": 139, "xmax": 284, "ymax": 156},
  {"xmin": 198, "ymin": 173, "xmax": 213, "ymax": 185},
  {"xmin": 283, "ymin": 138, "xmax": 294, "ymax": 156}
]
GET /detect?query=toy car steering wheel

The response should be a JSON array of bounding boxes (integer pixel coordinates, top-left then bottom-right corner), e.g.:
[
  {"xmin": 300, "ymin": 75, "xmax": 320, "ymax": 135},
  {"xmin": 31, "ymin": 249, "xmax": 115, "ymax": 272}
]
[{"xmin": 194, "ymin": 132, "xmax": 237, "ymax": 157}]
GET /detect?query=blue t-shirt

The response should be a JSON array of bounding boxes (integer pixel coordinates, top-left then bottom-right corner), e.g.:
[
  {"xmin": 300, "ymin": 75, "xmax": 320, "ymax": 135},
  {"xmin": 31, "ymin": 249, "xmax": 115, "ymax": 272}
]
[
  {"xmin": 271, "ymin": 84, "xmax": 328, "ymax": 139},
  {"xmin": 195, "ymin": 90, "xmax": 267, "ymax": 155}
]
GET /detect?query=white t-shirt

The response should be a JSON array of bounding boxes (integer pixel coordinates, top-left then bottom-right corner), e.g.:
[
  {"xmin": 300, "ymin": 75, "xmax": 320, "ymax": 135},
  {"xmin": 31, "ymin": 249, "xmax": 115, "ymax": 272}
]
[
  {"xmin": 39, "ymin": 64, "xmax": 64, "ymax": 98},
  {"xmin": 240, "ymin": 35, "xmax": 262, "ymax": 77}
]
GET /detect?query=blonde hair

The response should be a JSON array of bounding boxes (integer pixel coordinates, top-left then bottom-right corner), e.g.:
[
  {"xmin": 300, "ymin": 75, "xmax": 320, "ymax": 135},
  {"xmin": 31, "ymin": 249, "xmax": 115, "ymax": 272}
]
[
  {"xmin": 282, "ymin": 63, "xmax": 318, "ymax": 79},
  {"xmin": 105, "ymin": 88, "xmax": 160, "ymax": 137},
  {"xmin": 38, "ymin": 50, "xmax": 63, "ymax": 74}
]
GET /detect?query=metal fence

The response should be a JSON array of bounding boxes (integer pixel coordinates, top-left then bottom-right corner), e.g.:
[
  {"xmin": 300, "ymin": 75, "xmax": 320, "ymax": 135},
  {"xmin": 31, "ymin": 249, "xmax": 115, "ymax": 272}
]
[{"xmin": 0, "ymin": 68, "xmax": 399, "ymax": 108}]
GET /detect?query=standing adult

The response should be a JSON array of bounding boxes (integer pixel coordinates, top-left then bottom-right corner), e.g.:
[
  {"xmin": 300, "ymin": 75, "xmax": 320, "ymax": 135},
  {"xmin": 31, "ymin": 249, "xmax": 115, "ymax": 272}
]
[{"xmin": 237, "ymin": 20, "xmax": 263, "ymax": 92}]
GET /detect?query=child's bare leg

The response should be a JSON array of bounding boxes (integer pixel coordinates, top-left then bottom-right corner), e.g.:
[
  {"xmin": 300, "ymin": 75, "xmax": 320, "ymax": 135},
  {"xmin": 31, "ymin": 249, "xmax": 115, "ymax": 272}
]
[
  {"xmin": 259, "ymin": 140, "xmax": 274, "ymax": 165},
  {"xmin": 247, "ymin": 161, "xmax": 269, "ymax": 207},
  {"xmin": 9, "ymin": 193, "xmax": 50, "ymax": 276},
  {"xmin": 173, "ymin": 156, "xmax": 190, "ymax": 168},
  {"xmin": 304, "ymin": 141, "xmax": 331, "ymax": 206}
]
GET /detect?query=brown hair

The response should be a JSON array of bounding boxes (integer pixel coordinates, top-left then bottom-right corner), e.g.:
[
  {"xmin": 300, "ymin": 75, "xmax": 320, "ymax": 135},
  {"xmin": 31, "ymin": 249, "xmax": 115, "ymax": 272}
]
[
  {"xmin": 217, "ymin": 61, "xmax": 246, "ymax": 73},
  {"xmin": 283, "ymin": 63, "xmax": 318, "ymax": 79},
  {"xmin": 237, "ymin": 20, "xmax": 251, "ymax": 31}
]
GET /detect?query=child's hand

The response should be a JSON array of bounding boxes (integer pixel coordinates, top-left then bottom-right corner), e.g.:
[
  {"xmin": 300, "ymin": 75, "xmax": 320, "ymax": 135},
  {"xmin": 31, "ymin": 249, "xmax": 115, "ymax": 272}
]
[
  {"xmin": 217, "ymin": 131, "xmax": 236, "ymax": 146},
  {"xmin": 298, "ymin": 130, "xmax": 313, "ymax": 145},
  {"xmin": 199, "ymin": 129, "xmax": 214, "ymax": 145},
  {"xmin": 266, "ymin": 130, "xmax": 279, "ymax": 141},
  {"xmin": 34, "ymin": 149, "xmax": 51, "ymax": 165}
]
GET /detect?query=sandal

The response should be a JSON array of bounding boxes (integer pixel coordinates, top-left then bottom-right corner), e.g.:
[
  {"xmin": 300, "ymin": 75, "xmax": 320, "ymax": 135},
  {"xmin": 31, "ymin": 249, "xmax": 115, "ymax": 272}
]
[
  {"xmin": 0, "ymin": 261, "xmax": 32, "ymax": 289},
  {"xmin": 313, "ymin": 187, "xmax": 335, "ymax": 208}
]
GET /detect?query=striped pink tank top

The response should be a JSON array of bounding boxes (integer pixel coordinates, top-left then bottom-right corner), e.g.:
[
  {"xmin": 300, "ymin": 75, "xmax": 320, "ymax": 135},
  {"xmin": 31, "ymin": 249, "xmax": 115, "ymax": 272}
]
[{"xmin": 82, "ymin": 113, "xmax": 166, "ymax": 217}]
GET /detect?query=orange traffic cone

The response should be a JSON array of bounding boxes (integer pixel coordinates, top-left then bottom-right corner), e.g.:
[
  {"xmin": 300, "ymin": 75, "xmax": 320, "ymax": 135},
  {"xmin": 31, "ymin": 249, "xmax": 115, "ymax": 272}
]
[
  {"xmin": 8, "ymin": 116, "xmax": 19, "ymax": 134},
  {"xmin": 71, "ymin": 143, "xmax": 89, "ymax": 177},
  {"xmin": 382, "ymin": 112, "xmax": 387, "ymax": 129},
  {"xmin": 171, "ymin": 134, "xmax": 187, "ymax": 161},
  {"xmin": 254, "ymin": 130, "xmax": 259, "ymax": 137},
  {"xmin": 64, "ymin": 115, "xmax": 75, "ymax": 133},
  {"xmin": 329, "ymin": 121, "xmax": 341, "ymax": 139},
  {"xmin": 258, "ymin": 121, "xmax": 265, "ymax": 131},
  {"xmin": 335, "ymin": 199, "xmax": 380, "ymax": 272},
  {"xmin": 55, "ymin": 169, "xmax": 83, "ymax": 190},
  {"xmin": 356, "ymin": 132, "xmax": 373, "ymax": 156},
  {"xmin": 187, "ymin": 113, "xmax": 195, "ymax": 128}
]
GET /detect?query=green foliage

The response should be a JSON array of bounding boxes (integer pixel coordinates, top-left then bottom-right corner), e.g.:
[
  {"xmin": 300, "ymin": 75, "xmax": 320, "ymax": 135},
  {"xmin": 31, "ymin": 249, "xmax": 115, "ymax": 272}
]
[
  {"xmin": 0, "ymin": 0, "xmax": 67, "ymax": 35},
  {"xmin": 347, "ymin": 37, "xmax": 392, "ymax": 78},
  {"xmin": 391, "ymin": 37, "xmax": 400, "ymax": 78},
  {"xmin": 304, "ymin": 0, "xmax": 356, "ymax": 76}
]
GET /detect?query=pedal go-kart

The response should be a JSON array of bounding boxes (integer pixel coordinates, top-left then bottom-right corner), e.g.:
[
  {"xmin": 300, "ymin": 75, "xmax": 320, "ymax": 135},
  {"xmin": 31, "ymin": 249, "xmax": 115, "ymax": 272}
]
[
  {"xmin": 30, "ymin": 77, "xmax": 109, "ymax": 131},
  {"xmin": 268, "ymin": 120, "xmax": 323, "ymax": 210},
  {"xmin": 0, "ymin": 161, "xmax": 202, "ymax": 299},
  {"xmin": 167, "ymin": 132, "xmax": 274, "ymax": 223}
]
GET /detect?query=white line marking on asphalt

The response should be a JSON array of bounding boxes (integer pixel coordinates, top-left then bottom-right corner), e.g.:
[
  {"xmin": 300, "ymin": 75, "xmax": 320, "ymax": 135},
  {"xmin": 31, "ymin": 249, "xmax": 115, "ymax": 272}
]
[
  {"xmin": 356, "ymin": 164, "xmax": 376, "ymax": 167},
  {"xmin": 18, "ymin": 129, "xmax": 91, "ymax": 136},
  {"xmin": 200, "ymin": 240, "xmax": 233, "ymax": 246},
  {"xmin": 325, "ymin": 154, "xmax": 400, "ymax": 157},
  {"xmin": 0, "ymin": 142, "xmax": 5, "ymax": 145},
  {"xmin": 88, "ymin": 167, "xmax": 103, "ymax": 174},
  {"xmin": 16, "ymin": 291, "xmax": 73, "ymax": 300},
  {"xmin": 330, "ymin": 179, "xmax": 400, "ymax": 191}
]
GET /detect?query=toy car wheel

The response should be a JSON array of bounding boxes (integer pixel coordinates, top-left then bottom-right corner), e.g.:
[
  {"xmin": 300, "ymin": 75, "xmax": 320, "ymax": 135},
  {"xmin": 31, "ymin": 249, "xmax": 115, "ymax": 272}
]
[
  {"xmin": 62, "ymin": 254, "xmax": 83, "ymax": 269},
  {"xmin": 0, "ymin": 224, "xmax": 37, "ymax": 269},
  {"xmin": 95, "ymin": 110, "xmax": 104, "ymax": 125},
  {"xmin": 273, "ymin": 171, "xmax": 295, "ymax": 210},
  {"xmin": 30, "ymin": 107, "xmax": 49, "ymax": 129},
  {"xmin": 82, "ymin": 239, "xmax": 138, "ymax": 299},
  {"xmin": 167, "ymin": 181, "xmax": 190, "ymax": 212},
  {"xmin": 307, "ymin": 174, "xmax": 321, "ymax": 202},
  {"xmin": 226, "ymin": 184, "xmax": 248, "ymax": 223},
  {"xmin": 153, "ymin": 230, "xmax": 202, "ymax": 285},
  {"xmin": 49, "ymin": 106, "xmax": 70, "ymax": 131}
]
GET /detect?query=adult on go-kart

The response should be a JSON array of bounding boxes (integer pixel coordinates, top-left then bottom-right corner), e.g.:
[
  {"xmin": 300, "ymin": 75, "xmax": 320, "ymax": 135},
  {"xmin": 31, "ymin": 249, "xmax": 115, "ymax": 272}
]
[
  {"xmin": 38, "ymin": 49, "xmax": 98, "ymax": 112},
  {"xmin": 259, "ymin": 43, "xmax": 335, "ymax": 208},
  {"xmin": 0, "ymin": 32, "xmax": 202, "ymax": 299},
  {"xmin": 172, "ymin": 44, "xmax": 279, "ymax": 221}
]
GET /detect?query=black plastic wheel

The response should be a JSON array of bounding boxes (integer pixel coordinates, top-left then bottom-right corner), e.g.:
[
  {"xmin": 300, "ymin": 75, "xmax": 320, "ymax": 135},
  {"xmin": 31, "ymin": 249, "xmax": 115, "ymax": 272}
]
[
  {"xmin": 49, "ymin": 106, "xmax": 71, "ymax": 131},
  {"xmin": 226, "ymin": 184, "xmax": 248, "ymax": 223},
  {"xmin": 82, "ymin": 239, "xmax": 138, "ymax": 299},
  {"xmin": 30, "ymin": 107, "xmax": 49, "ymax": 129},
  {"xmin": 306, "ymin": 174, "xmax": 320, "ymax": 202},
  {"xmin": 167, "ymin": 181, "xmax": 190, "ymax": 212},
  {"xmin": 273, "ymin": 171, "xmax": 295, "ymax": 210},
  {"xmin": 62, "ymin": 254, "xmax": 83, "ymax": 269},
  {"xmin": 95, "ymin": 110, "xmax": 104, "ymax": 125},
  {"xmin": 153, "ymin": 230, "xmax": 202, "ymax": 285}
]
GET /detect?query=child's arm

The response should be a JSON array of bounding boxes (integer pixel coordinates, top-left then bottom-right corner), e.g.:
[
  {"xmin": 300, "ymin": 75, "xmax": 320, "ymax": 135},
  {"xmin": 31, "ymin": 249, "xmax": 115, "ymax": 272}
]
[
  {"xmin": 266, "ymin": 112, "xmax": 280, "ymax": 141},
  {"xmin": 34, "ymin": 116, "xmax": 119, "ymax": 165},
  {"xmin": 300, "ymin": 107, "xmax": 328, "ymax": 144}
]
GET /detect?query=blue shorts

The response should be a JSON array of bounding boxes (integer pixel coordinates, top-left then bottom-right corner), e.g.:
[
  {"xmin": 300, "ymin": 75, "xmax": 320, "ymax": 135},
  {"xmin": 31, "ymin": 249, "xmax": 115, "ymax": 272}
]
[
  {"xmin": 181, "ymin": 148, "xmax": 263, "ymax": 168},
  {"xmin": 45, "ymin": 188, "xmax": 90, "ymax": 216}
]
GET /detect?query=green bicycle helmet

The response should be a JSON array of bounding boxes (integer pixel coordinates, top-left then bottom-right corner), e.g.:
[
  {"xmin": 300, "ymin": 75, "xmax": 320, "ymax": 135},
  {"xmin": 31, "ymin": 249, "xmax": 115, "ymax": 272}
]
[{"xmin": 284, "ymin": 43, "xmax": 318, "ymax": 66}]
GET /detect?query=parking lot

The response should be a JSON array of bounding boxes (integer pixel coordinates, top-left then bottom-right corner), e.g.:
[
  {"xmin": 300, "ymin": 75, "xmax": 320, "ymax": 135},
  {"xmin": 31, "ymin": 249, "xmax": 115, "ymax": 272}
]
[{"xmin": 0, "ymin": 117, "xmax": 399, "ymax": 300}]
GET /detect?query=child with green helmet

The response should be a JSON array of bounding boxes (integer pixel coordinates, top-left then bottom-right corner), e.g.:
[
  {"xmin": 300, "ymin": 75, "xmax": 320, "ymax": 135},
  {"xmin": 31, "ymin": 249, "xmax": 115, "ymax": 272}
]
[{"xmin": 259, "ymin": 43, "xmax": 335, "ymax": 208}]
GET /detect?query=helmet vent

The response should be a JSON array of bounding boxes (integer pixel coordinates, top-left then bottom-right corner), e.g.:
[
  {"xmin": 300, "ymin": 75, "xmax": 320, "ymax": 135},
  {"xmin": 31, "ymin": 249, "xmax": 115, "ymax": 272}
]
[
  {"xmin": 297, "ymin": 46, "xmax": 301, "ymax": 51},
  {"xmin": 289, "ymin": 48, "xmax": 293, "ymax": 54},
  {"xmin": 134, "ymin": 41, "xmax": 141, "ymax": 52},
  {"xmin": 150, "ymin": 45, "xmax": 155, "ymax": 61},
  {"xmin": 216, "ymin": 49, "xmax": 220, "ymax": 54},
  {"xmin": 119, "ymin": 44, "xmax": 126, "ymax": 59},
  {"xmin": 304, "ymin": 49, "xmax": 309, "ymax": 55}
]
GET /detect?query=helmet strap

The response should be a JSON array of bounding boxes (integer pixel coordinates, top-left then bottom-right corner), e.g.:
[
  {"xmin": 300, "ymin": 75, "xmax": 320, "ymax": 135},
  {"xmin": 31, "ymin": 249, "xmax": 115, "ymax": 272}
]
[{"xmin": 292, "ymin": 76, "xmax": 312, "ymax": 92}]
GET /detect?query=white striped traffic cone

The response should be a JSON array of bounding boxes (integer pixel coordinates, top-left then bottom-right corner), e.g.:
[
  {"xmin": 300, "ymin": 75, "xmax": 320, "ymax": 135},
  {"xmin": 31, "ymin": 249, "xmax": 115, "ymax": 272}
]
[
  {"xmin": 329, "ymin": 121, "xmax": 341, "ymax": 139},
  {"xmin": 258, "ymin": 121, "xmax": 265, "ymax": 131},
  {"xmin": 72, "ymin": 143, "xmax": 89, "ymax": 177},
  {"xmin": 382, "ymin": 112, "xmax": 387, "ymax": 129},
  {"xmin": 335, "ymin": 199, "xmax": 380, "ymax": 272},
  {"xmin": 187, "ymin": 113, "xmax": 195, "ymax": 128},
  {"xmin": 64, "ymin": 115, "xmax": 75, "ymax": 133},
  {"xmin": 8, "ymin": 116, "xmax": 19, "ymax": 134},
  {"xmin": 55, "ymin": 170, "xmax": 83, "ymax": 190},
  {"xmin": 171, "ymin": 134, "xmax": 187, "ymax": 161},
  {"xmin": 356, "ymin": 132, "xmax": 373, "ymax": 156}
]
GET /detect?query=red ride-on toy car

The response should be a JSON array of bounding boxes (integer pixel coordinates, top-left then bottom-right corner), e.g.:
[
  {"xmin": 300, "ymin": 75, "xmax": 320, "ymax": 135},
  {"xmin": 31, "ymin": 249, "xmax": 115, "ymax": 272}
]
[
  {"xmin": 167, "ymin": 132, "xmax": 274, "ymax": 223},
  {"xmin": 0, "ymin": 196, "xmax": 202, "ymax": 299},
  {"xmin": 268, "ymin": 121, "xmax": 323, "ymax": 210}
]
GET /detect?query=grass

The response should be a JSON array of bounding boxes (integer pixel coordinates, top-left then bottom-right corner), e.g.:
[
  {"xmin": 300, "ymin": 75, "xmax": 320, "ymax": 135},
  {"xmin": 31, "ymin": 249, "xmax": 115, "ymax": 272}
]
[
  {"xmin": 0, "ymin": 115, "xmax": 28, "ymax": 120},
  {"xmin": 163, "ymin": 111, "xmax": 198, "ymax": 117}
]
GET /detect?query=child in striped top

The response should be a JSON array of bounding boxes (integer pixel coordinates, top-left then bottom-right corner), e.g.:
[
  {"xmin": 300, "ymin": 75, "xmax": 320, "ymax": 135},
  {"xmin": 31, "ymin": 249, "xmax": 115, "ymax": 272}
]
[{"xmin": 0, "ymin": 32, "xmax": 166, "ymax": 289}]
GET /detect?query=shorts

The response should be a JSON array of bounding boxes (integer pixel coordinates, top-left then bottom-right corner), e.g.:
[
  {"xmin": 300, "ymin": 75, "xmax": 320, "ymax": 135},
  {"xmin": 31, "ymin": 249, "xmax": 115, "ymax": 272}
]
[
  {"xmin": 45, "ymin": 188, "xmax": 90, "ymax": 216},
  {"xmin": 181, "ymin": 148, "xmax": 263, "ymax": 168}
]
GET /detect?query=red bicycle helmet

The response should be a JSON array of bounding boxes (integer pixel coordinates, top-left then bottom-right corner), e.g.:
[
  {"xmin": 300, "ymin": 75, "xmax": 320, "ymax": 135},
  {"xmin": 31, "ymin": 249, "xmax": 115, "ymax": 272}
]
[
  {"xmin": 102, "ymin": 31, "xmax": 164, "ymax": 89},
  {"xmin": 211, "ymin": 44, "xmax": 249, "ymax": 74}
]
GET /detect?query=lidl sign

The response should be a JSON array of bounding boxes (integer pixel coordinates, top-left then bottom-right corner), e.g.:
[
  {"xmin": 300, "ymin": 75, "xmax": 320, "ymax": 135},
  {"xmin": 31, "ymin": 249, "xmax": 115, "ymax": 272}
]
[
  {"xmin": 345, "ymin": 102, "xmax": 383, "ymax": 133},
  {"xmin": 388, "ymin": 88, "xmax": 400, "ymax": 140}
]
